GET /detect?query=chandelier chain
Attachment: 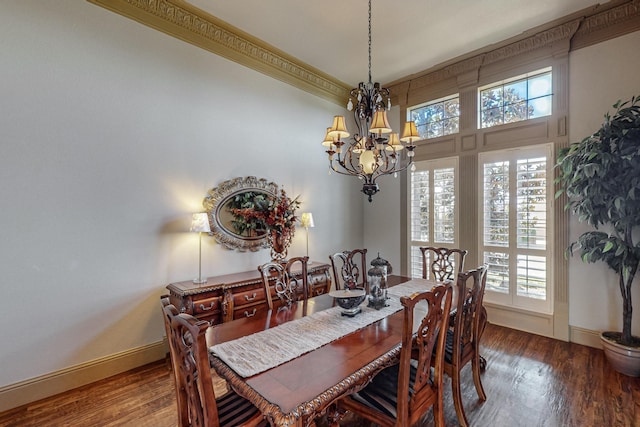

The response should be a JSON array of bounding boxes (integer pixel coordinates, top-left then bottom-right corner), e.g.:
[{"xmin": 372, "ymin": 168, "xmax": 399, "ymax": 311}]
[
  {"xmin": 322, "ymin": 0, "xmax": 418, "ymax": 202},
  {"xmin": 368, "ymin": 0, "xmax": 372, "ymax": 84}
]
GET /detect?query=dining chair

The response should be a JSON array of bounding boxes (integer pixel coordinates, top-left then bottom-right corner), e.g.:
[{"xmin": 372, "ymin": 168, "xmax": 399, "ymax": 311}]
[
  {"xmin": 419, "ymin": 246, "xmax": 468, "ymax": 282},
  {"xmin": 443, "ymin": 265, "xmax": 488, "ymax": 427},
  {"xmin": 258, "ymin": 256, "xmax": 309, "ymax": 310},
  {"xmin": 160, "ymin": 298, "xmax": 267, "ymax": 427},
  {"xmin": 329, "ymin": 248, "xmax": 368, "ymax": 292},
  {"xmin": 160, "ymin": 296, "xmax": 187, "ymax": 423},
  {"xmin": 334, "ymin": 283, "xmax": 453, "ymax": 427}
]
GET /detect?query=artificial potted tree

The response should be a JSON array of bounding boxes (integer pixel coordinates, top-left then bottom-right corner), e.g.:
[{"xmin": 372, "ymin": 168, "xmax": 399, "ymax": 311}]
[{"xmin": 556, "ymin": 95, "xmax": 640, "ymax": 376}]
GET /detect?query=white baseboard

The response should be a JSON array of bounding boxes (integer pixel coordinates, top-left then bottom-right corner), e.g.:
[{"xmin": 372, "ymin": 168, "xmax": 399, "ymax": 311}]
[
  {"xmin": 0, "ymin": 339, "xmax": 168, "ymax": 413},
  {"xmin": 485, "ymin": 303, "xmax": 555, "ymax": 338},
  {"xmin": 484, "ymin": 303, "xmax": 603, "ymax": 350},
  {"xmin": 569, "ymin": 326, "xmax": 603, "ymax": 349}
]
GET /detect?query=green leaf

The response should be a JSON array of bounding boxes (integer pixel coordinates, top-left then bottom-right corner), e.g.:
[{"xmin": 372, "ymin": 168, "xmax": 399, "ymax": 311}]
[{"xmin": 603, "ymin": 241, "xmax": 615, "ymax": 253}]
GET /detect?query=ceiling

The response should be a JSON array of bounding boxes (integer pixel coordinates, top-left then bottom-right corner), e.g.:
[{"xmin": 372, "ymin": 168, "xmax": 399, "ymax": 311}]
[{"xmin": 188, "ymin": 0, "xmax": 602, "ymax": 87}]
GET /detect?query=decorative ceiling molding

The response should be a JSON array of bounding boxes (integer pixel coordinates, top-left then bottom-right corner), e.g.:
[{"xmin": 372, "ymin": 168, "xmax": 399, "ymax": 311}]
[
  {"xmin": 387, "ymin": 0, "xmax": 640, "ymax": 105},
  {"xmin": 388, "ymin": 20, "xmax": 581, "ymax": 96},
  {"xmin": 87, "ymin": 0, "xmax": 351, "ymax": 106},
  {"xmin": 483, "ymin": 20, "xmax": 581, "ymax": 65},
  {"xmin": 572, "ymin": 0, "xmax": 640, "ymax": 49}
]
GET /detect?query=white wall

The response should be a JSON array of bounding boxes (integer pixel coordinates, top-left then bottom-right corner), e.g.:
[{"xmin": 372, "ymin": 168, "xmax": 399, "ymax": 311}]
[
  {"xmin": 568, "ymin": 31, "xmax": 640, "ymax": 335},
  {"xmin": 0, "ymin": 1, "xmax": 362, "ymax": 389}
]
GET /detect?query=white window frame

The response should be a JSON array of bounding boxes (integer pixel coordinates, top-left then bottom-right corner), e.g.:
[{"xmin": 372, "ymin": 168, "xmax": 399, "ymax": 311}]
[
  {"xmin": 478, "ymin": 67, "xmax": 553, "ymax": 129},
  {"xmin": 478, "ymin": 143, "xmax": 554, "ymax": 314},
  {"xmin": 407, "ymin": 94, "xmax": 460, "ymax": 140},
  {"xmin": 408, "ymin": 157, "xmax": 459, "ymax": 278}
]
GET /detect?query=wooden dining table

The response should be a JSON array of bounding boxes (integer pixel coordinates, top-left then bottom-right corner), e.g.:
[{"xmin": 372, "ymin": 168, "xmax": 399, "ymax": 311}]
[{"xmin": 207, "ymin": 275, "xmax": 442, "ymax": 427}]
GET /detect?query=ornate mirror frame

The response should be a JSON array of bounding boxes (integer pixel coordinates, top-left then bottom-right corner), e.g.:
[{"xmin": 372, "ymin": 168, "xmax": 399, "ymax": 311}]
[{"xmin": 203, "ymin": 176, "xmax": 279, "ymax": 252}]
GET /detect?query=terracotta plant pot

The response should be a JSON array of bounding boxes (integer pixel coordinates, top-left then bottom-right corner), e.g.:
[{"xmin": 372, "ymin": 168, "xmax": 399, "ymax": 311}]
[{"xmin": 600, "ymin": 332, "xmax": 640, "ymax": 377}]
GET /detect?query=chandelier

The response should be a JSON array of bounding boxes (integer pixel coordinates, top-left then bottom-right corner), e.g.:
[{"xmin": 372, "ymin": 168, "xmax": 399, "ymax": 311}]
[{"xmin": 322, "ymin": 0, "xmax": 420, "ymax": 202}]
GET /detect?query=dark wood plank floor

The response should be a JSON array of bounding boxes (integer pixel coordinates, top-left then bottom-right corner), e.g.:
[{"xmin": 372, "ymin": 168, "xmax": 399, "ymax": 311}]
[{"xmin": 1, "ymin": 324, "xmax": 639, "ymax": 427}]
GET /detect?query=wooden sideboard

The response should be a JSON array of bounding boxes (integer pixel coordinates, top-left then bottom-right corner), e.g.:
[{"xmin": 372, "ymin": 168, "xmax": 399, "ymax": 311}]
[{"xmin": 166, "ymin": 262, "xmax": 332, "ymax": 325}]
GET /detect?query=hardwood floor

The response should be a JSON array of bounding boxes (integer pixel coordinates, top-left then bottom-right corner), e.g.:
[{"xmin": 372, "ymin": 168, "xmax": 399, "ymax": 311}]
[{"xmin": 1, "ymin": 324, "xmax": 639, "ymax": 427}]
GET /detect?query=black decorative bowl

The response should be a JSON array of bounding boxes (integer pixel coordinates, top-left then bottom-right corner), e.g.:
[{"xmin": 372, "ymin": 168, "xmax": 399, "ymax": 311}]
[{"xmin": 329, "ymin": 288, "xmax": 366, "ymax": 317}]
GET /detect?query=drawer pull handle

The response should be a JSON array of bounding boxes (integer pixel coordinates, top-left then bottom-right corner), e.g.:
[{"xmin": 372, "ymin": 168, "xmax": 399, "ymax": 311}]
[
  {"xmin": 244, "ymin": 308, "xmax": 257, "ymax": 318},
  {"xmin": 199, "ymin": 302, "xmax": 216, "ymax": 311},
  {"xmin": 244, "ymin": 292, "xmax": 257, "ymax": 301}
]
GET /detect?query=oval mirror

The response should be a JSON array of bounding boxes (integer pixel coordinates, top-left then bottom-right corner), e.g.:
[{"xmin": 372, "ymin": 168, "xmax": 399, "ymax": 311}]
[{"xmin": 203, "ymin": 176, "xmax": 279, "ymax": 252}]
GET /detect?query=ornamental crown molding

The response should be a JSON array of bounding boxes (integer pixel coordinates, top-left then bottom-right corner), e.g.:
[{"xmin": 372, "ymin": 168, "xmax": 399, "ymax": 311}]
[
  {"xmin": 572, "ymin": 0, "xmax": 640, "ymax": 48},
  {"xmin": 88, "ymin": 0, "xmax": 639, "ymax": 107},
  {"xmin": 390, "ymin": 20, "xmax": 580, "ymax": 94},
  {"xmin": 577, "ymin": 0, "xmax": 640, "ymax": 35},
  {"xmin": 87, "ymin": 0, "xmax": 350, "ymax": 105},
  {"xmin": 388, "ymin": 0, "xmax": 640, "ymax": 105}
]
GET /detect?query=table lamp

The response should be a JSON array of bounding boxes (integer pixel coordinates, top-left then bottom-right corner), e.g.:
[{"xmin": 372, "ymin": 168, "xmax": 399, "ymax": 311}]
[
  {"xmin": 190, "ymin": 212, "xmax": 211, "ymax": 284},
  {"xmin": 300, "ymin": 212, "xmax": 314, "ymax": 262}
]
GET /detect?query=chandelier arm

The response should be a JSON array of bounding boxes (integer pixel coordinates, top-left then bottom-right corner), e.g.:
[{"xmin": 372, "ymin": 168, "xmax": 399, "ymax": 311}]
[
  {"xmin": 382, "ymin": 158, "xmax": 414, "ymax": 177},
  {"xmin": 330, "ymin": 161, "xmax": 365, "ymax": 180},
  {"xmin": 333, "ymin": 155, "xmax": 362, "ymax": 177},
  {"xmin": 347, "ymin": 147, "xmax": 363, "ymax": 173},
  {"xmin": 366, "ymin": 153, "xmax": 414, "ymax": 184}
]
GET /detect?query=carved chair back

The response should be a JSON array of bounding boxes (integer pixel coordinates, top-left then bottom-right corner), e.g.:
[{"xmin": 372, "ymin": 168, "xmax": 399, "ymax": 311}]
[
  {"xmin": 335, "ymin": 284, "xmax": 452, "ymax": 427},
  {"xmin": 161, "ymin": 299, "xmax": 265, "ymax": 427},
  {"xmin": 400, "ymin": 284, "xmax": 452, "ymax": 425},
  {"xmin": 258, "ymin": 256, "xmax": 309, "ymax": 310},
  {"xmin": 445, "ymin": 264, "xmax": 488, "ymax": 427},
  {"xmin": 419, "ymin": 246, "xmax": 468, "ymax": 282},
  {"xmin": 161, "ymin": 296, "xmax": 189, "ymax": 427},
  {"xmin": 329, "ymin": 248, "xmax": 368, "ymax": 292}
]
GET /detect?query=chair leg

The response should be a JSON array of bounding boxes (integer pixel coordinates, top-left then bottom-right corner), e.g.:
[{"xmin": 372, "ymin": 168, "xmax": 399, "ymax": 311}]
[
  {"xmin": 478, "ymin": 307, "xmax": 488, "ymax": 372},
  {"xmin": 472, "ymin": 354, "xmax": 487, "ymax": 402},
  {"xmin": 451, "ymin": 369, "xmax": 469, "ymax": 427},
  {"xmin": 433, "ymin": 388, "xmax": 445, "ymax": 427}
]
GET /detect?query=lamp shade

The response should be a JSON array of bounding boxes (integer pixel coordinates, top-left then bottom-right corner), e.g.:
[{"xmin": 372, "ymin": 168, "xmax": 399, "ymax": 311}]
[
  {"xmin": 385, "ymin": 132, "xmax": 404, "ymax": 151},
  {"xmin": 327, "ymin": 116, "xmax": 350, "ymax": 140},
  {"xmin": 190, "ymin": 212, "xmax": 211, "ymax": 233},
  {"xmin": 369, "ymin": 110, "xmax": 392, "ymax": 134},
  {"xmin": 400, "ymin": 121, "xmax": 420, "ymax": 143},
  {"xmin": 300, "ymin": 212, "xmax": 315, "ymax": 228},
  {"xmin": 321, "ymin": 127, "xmax": 335, "ymax": 147}
]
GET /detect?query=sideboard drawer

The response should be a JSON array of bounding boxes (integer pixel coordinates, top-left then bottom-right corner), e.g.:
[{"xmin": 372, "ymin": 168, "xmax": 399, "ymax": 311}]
[
  {"xmin": 233, "ymin": 304, "xmax": 270, "ymax": 320},
  {"xmin": 232, "ymin": 287, "xmax": 267, "ymax": 307},
  {"xmin": 196, "ymin": 312, "xmax": 222, "ymax": 326},
  {"xmin": 193, "ymin": 295, "xmax": 224, "ymax": 315}
]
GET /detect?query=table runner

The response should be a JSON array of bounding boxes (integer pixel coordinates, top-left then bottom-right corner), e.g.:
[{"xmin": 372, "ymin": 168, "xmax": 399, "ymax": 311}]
[{"xmin": 210, "ymin": 278, "xmax": 435, "ymax": 378}]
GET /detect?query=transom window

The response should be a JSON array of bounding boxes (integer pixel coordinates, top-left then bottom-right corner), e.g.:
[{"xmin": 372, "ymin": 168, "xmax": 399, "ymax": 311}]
[
  {"xmin": 479, "ymin": 68, "xmax": 552, "ymax": 129},
  {"xmin": 407, "ymin": 94, "xmax": 460, "ymax": 140}
]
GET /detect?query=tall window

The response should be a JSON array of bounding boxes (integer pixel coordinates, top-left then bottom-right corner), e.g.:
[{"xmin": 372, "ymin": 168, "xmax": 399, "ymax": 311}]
[
  {"xmin": 409, "ymin": 158, "xmax": 458, "ymax": 277},
  {"xmin": 408, "ymin": 94, "xmax": 460, "ymax": 139},
  {"xmin": 479, "ymin": 68, "xmax": 552, "ymax": 129},
  {"xmin": 479, "ymin": 144, "xmax": 553, "ymax": 313}
]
